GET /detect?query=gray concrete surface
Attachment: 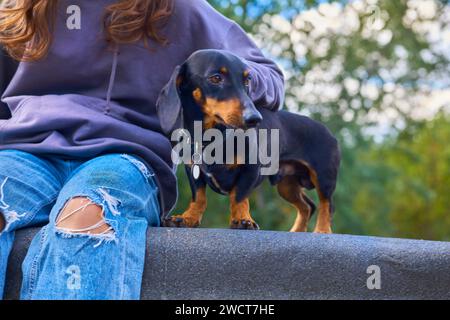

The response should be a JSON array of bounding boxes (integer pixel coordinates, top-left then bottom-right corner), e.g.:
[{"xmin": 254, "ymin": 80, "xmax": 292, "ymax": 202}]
[{"xmin": 4, "ymin": 227, "xmax": 450, "ymax": 300}]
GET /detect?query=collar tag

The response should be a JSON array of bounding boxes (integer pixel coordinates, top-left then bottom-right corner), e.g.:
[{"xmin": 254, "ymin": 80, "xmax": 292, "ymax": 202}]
[
  {"xmin": 192, "ymin": 142, "xmax": 202, "ymax": 180},
  {"xmin": 192, "ymin": 165, "xmax": 201, "ymax": 180}
]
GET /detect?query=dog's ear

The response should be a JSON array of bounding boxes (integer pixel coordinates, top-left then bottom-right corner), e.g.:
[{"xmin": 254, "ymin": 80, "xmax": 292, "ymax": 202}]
[{"xmin": 156, "ymin": 64, "xmax": 185, "ymax": 136}]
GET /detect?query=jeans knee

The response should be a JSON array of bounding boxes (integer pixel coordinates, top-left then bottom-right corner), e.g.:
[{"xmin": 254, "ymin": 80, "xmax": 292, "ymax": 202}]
[
  {"xmin": 55, "ymin": 196, "xmax": 117, "ymax": 247},
  {"xmin": 0, "ymin": 177, "xmax": 28, "ymax": 234},
  {"xmin": 56, "ymin": 197, "xmax": 112, "ymax": 235},
  {"xmin": 120, "ymin": 154, "xmax": 154, "ymax": 180}
]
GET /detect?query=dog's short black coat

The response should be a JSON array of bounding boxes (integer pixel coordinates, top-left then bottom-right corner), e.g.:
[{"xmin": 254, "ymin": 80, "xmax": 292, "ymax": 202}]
[
  {"xmin": 0, "ymin": 46, "xmax": 19, "ymax": 118},
  {"xmin": 157, "ymin": 49, "xmax": 340, "ymax": 233}
]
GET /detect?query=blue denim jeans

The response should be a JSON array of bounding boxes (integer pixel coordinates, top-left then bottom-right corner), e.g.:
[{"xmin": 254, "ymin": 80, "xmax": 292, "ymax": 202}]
[{"xmin": 0, "ymin": 149, "xmax": 160, "ymax": 300}]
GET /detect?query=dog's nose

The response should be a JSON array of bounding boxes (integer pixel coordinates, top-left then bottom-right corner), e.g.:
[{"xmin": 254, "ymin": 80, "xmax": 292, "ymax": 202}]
[{"xmin": 244, "ymin": 112, "xmax": 262, "ymax": 128}]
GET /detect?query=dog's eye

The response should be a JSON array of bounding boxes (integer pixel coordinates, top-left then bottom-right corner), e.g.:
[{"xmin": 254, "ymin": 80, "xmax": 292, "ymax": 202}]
[
  {"xmin": 208, "ymin": 74, "xmax": 223, "ymax": 85},
  {"xmin": 244, "ymin": 76, "xmax": 252, "ymax": 87}
]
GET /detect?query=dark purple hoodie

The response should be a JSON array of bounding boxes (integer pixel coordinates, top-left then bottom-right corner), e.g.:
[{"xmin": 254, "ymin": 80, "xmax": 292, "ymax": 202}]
[{"xmin": 0, "ymin": 0, "xmax": 285, "ymax": 217}]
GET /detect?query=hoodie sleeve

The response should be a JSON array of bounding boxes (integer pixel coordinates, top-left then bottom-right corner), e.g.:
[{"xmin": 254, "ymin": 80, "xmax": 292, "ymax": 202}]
[{"xmin": 220, "ymin": 22, "xmax": 285, "ymax": 111}]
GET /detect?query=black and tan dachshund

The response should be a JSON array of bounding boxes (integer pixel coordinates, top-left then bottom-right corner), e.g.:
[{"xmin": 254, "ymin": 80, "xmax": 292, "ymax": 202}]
[{"xmin": 156, "ymin": 49, "xmax": 340, "ymax": 233}]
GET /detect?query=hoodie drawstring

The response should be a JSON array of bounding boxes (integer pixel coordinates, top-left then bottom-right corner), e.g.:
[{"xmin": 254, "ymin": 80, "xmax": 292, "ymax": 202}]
[{"xmin": 105, "ymin": 46, "xmax": 119, "ymax": 115}]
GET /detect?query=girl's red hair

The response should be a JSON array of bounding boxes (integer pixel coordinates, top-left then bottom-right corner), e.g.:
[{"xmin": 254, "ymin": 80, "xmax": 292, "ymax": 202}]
[{"xmin": 0, "ymin": 0, "xmax": 174, "ymax": 61}]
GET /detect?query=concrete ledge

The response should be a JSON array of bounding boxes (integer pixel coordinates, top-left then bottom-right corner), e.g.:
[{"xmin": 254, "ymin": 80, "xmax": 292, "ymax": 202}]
[{"xmin": 5, "ymin": 227, "xmax": 450, "ymax": 300}]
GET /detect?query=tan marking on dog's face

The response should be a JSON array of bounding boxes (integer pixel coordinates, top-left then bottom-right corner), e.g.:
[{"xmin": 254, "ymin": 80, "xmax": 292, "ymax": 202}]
[
  {"xmin": 220, "ymin": 67, "xmax": 228, "ymax": 74},
  {"xmin": 243, "ymin": 70, "xmax": 250, "ymax": 78},
  {"xmin": 193, "ymin": 88, "xmax": 203, "ymax": 103},
  {"xmin": 202, "ymin": 98, "xmax": 244, "ymax": 129}
]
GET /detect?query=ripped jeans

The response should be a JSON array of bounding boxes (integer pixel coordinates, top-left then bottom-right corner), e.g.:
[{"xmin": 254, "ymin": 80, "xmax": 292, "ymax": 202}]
[{"xmin": 0, "ymin": 150, "xmax": 160, "ymax": 299}]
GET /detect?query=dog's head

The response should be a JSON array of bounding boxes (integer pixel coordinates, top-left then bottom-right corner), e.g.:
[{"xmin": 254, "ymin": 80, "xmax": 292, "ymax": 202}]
[{"xmin": 156, "ymin": 49, "xmax": 262, "ymax": 135}]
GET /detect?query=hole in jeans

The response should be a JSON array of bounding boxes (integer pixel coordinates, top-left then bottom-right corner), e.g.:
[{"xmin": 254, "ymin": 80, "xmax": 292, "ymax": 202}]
[
  {"xmin": 56, "ymin": 197, "xmax": 113, "ymax": 235},
  {"xmin": 0, "ymin": 211, "xmax": 5, "ymax": 232}
]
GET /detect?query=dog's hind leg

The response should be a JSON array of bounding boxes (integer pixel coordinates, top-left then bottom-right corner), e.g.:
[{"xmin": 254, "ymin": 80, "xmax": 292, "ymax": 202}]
[
  {"xmin": 308, "ymin": 169, "xmax": 333, "ymax": 234},
  {"xmin": 277, "ymin": 176, "xmax": 312, "ymax": 232},
  {"xmin": 313, "ymin": 195, "xmax": 332, "ymax": 234}
]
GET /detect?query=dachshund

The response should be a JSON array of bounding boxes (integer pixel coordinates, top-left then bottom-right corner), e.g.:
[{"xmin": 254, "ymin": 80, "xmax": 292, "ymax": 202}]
[{"xmin": 156, "ymin": 49, "xmax": 340, "ymax": 233}]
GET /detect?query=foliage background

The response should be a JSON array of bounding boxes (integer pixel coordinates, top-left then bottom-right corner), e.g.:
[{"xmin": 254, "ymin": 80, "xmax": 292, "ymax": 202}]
[{"xmin": 173, "ymin": 0, "xmax": 450, "ymax": 241}]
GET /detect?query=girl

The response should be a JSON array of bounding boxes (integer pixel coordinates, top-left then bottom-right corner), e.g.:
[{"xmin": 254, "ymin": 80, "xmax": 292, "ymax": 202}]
[{"xmin": 0, "ymin": 0, "xmax": 284, "ymax": 300}]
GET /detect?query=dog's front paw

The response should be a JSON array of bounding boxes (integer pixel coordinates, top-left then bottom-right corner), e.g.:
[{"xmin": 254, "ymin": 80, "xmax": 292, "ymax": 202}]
[
  {"xmin": 162, "ymin": 215, "xmax": 200, "ymax": 228},
  {"xmin": 230, "ymin": 219, "xmax": 260, "ymax": 230}
]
